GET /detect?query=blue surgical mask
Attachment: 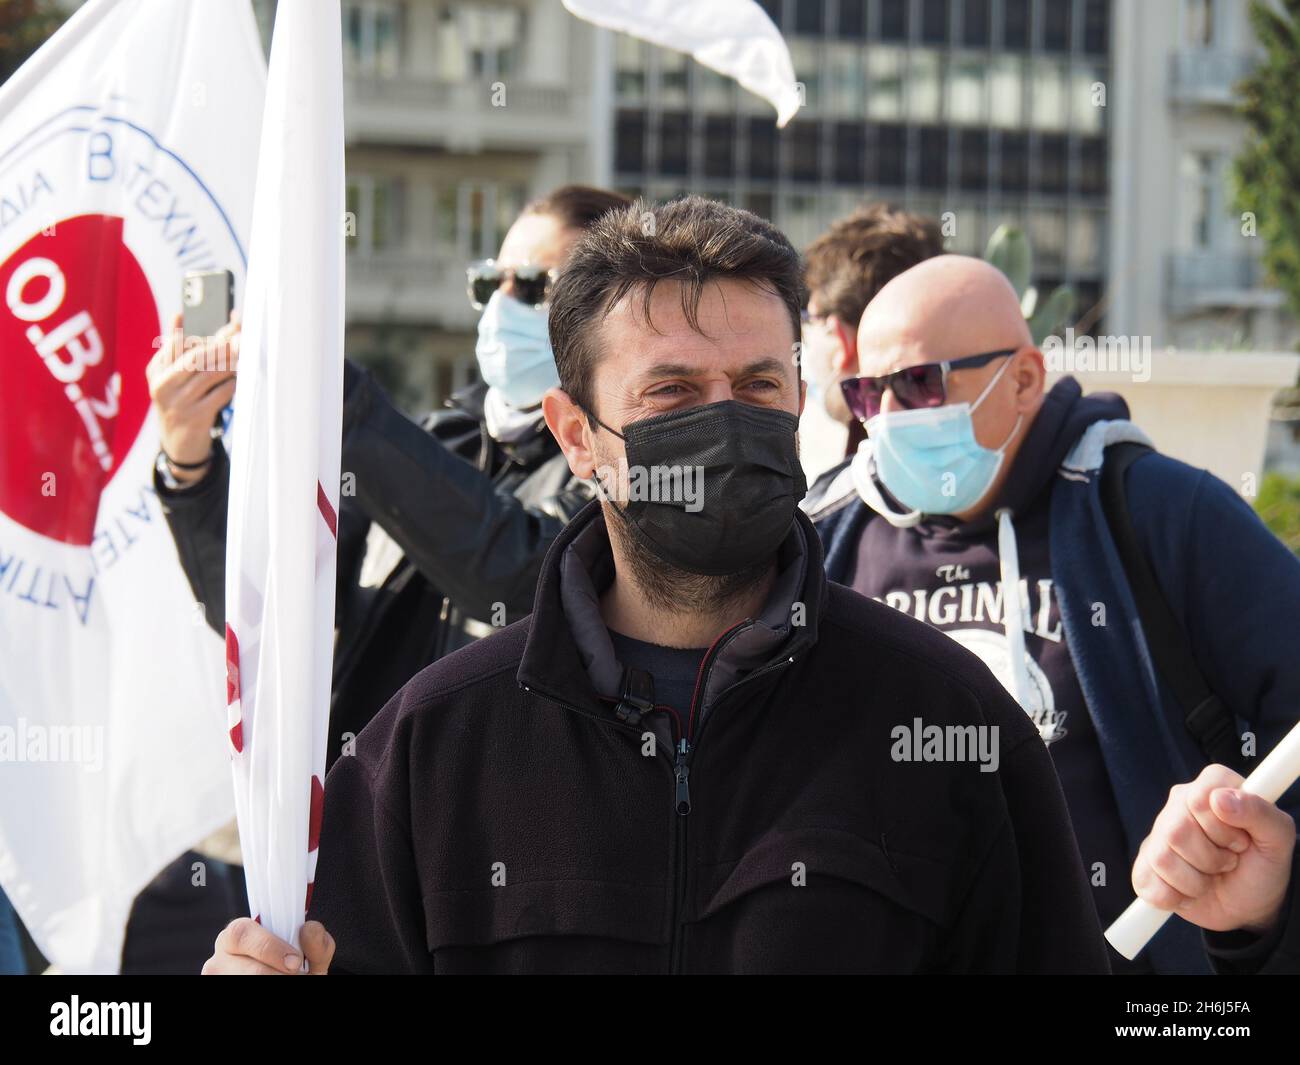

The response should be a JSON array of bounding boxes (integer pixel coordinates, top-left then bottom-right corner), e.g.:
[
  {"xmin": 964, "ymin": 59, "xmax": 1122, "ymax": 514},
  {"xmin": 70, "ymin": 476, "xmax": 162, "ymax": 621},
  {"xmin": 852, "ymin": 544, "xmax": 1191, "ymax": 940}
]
[
  {"xmin": 475, "ymin": 289, "xmax": 560, "ymax": 408},
  {"xmin": 865, "ymin": 356, "xmax": 1022, "ymax": 517}
]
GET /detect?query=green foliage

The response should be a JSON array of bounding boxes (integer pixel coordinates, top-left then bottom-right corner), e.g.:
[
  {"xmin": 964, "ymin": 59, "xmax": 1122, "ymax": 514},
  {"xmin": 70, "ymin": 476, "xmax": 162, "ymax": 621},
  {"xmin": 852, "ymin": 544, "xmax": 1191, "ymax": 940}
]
[
  {"xmin": 1256, "ymin": 470, "xmax": 1300, "ymax": 554},
  {"xmin": 983, "ymin": 224, "xmax": 1076, "ymax": 345},
  {"xmin": 0, "ymin": 0, "xmax": 64, "ymax": 83},
  {"xmin": 1232, "ymin": 0, "xmax": 1300, "ymax": 322}
]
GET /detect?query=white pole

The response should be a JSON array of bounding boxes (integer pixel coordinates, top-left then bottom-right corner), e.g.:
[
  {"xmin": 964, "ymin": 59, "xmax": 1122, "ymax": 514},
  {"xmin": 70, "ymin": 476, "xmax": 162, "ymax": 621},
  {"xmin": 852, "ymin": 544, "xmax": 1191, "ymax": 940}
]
[{"xmin": 1105, "ymin": 720, "xmax": 1300, "ymax": 960}]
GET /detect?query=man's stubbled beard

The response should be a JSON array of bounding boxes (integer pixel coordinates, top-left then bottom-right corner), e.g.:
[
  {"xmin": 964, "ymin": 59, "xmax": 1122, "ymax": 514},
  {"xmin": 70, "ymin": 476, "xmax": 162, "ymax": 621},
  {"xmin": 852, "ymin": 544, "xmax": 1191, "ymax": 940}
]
[{"xmin": 592, "ymin": 436, "xmax": 773, "ymax": 618}]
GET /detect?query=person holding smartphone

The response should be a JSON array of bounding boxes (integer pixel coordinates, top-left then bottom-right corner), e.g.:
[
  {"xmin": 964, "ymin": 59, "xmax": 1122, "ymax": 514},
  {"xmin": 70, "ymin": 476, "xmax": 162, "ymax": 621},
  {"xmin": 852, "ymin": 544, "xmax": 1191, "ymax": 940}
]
[{"xmin": 134, "ymin": 186, "xmax": 628, "ymax": 972}]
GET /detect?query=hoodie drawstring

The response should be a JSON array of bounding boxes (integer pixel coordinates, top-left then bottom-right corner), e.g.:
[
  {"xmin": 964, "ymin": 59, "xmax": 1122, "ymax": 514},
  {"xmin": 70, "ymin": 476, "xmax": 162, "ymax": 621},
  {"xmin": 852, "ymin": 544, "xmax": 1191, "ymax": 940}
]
[{"xmin": 995, "ymin": 507, "xmax": 1033, "ymax": 712}]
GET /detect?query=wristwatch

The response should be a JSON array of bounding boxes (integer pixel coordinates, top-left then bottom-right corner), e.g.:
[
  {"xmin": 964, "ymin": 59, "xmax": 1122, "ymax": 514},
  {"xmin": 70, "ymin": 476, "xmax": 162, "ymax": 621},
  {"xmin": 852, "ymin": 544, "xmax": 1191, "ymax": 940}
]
[{"xmin": 155, "ymin": 447, "xmax": 212, "ymax": 491}]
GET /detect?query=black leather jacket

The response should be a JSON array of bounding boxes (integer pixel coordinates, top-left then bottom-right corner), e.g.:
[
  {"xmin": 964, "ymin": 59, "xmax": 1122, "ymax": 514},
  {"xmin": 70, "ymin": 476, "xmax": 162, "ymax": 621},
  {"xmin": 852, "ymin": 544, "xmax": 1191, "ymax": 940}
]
[{"xmin": 155, "ymin": 362, "xmax": 593, "ymax": 769}]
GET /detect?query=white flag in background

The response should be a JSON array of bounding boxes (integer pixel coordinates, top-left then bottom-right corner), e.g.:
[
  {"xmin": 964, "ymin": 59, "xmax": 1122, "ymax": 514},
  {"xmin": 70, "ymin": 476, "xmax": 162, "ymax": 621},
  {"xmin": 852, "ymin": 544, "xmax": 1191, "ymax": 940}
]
[
  {"xmin": 563, "ymin": 0, "xmax": 802, "ymax": 126},
  {"xmin": 223, "ymin": 0, "xmax": 344, "ymax": 950},
  {"xmin": 0, "ymin": 0, "xmax": 264, "ymax": 972}
]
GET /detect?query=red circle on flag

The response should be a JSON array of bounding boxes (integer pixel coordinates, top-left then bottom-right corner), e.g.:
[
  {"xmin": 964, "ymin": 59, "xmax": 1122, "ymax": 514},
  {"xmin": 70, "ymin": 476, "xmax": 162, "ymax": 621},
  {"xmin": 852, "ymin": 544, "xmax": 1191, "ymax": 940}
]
[{"xmin": 0, "ymin": 214, "xmax": 157, "ymax": 545}]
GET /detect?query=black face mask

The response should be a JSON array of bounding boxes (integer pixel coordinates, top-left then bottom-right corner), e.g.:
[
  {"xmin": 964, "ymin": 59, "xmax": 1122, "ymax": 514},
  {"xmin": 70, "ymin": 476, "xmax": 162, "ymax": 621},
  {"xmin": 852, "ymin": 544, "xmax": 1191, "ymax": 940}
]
[{"xmin": 586, "ymin": 399, "xmax": 807, "ymax": 576}]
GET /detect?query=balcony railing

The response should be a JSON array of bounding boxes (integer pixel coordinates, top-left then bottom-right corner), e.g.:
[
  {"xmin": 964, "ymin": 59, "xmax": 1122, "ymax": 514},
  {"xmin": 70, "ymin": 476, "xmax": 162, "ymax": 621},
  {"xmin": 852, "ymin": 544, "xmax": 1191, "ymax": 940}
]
[
  {"xmin": 1167, "ymin": 252, "xmax": 1284, "ymax": 312},
  {"xmin": 344, "ymin": 75, "xmax": 587, "ymax": 148},
  {"xmin": 1168, "ymin": 49, "xmax": 1256, "ymax": 106},
  {"xmin": 346, "ymin": 250, "xmax": 478, "ymax": 329}
]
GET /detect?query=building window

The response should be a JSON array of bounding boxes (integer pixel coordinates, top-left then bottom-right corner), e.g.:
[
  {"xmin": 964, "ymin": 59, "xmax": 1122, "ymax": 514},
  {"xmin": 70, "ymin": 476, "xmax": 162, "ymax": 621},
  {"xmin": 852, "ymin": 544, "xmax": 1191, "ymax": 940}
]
[
  {"xmin": 879, "ymin": 0, "xmax": 909, "ymax": 42},
  {"xmin": 998, "ymin": 131, "xmax": 1029, "ymax": 192},
  {"xmin": 344, "ymin": 0, "xmax": 405, "ymax": 77},
  {"xmin": 827, "ymin": 42, "xmax": 866, "ymax": 117},
  {"xmin": 948, "ymin": 56, "xmax": 988, "ymax": 125},
  {"xmin": 1031, "ymin": 58, "xmax": 1070, "ymax": 130},
  {"xmin": 990, "ymin": 55, "xmax": 1023, "ymax": 127},
  {"xmin": 833, "ymin": 122, "xmax": 866, "ymax": 184},
  {"xmin": 789, "ymin": 122, "xmax": 821, "ymax": 182},
  {"xmin": 1083, "ymin": 0, "xmax": 1109, "ymax": 55},
  {"xmin": 745, "ymin": 190, "xmax": 775, "ymax": 219},
  {"xmin": 960, "ymin": 128, "xmax": 989, "ymax": 190},
  {"xmin": 779, "ymin": 193, "xmax": 821, "ymax": 251},
  {"xmin": 432, "ymin": 4, "xmax": 524, "ymax": 83},
  {"xmin": 615, "ymin": 110, "xmax": 646, "ymax": 173},
  {"xmin": 962, "ymin": 0, "xmax": 991, "ymax": 47},
  {"xmin": 1073, "ymin": 63, "xmax": 1107, "ymax": 135},
  {"xmin": 658, "ymin": 50, "xmax": 689, "ymax": 108},
  {"xmin": 615, "ymin": 35, "xmax": 648, "ymax": 99},
  {"xmin": 1043, "ymin": 0, "xmax": 1071, "ymax": 53},
  {"xmin": 658, "ymin": 112, "xmax": 690, "ymax": 177},
  {"xmin": 703, "ymin": 116, "xmax": 735, "ymax": 179},
  {"xmin": 1028, "ymin": 209, "xmax": 1067, "ymax": 273},
  {"xmin": 1079, "ymin": 136, "xmax": 1107, "ymax": 195},
  {"xmin": 867, "ymin": 47, "xmax": 906, "ymax": 120},
  {"xmin": 1036, "ymin": 134, "xmax": 1068, "ymax": 193},
  {"xmin": 1068, "ymin": 209, "xmax": 1105, "ymax": 274},
  {"xmin": 696, "ymin": 65, "xmax": 736, "ymax": 111},
  {"xmin": 918, "ymin": 126, "xmax": 948, "ymax": 190},
  {"xmin": 921, "ymin": 0, "xmax": 950, "ymax": 44},
  {"xmin": 789, "ymin": 39, "xmax": 823, "ymax": 113},
  {"xmin": 875, "ymin": 123, "xmax": 907, "ymax": 187},
  {"xmin": 1003, "ymin": 0, "xmax": 1031, "ymax": 50},
  {"xmin": 1184, "ymin": 0, "xmax": 1215, "ymax": 47},
  {"xmin": 1181, "ymin": 151, "xmax": 1219, "ymax": 249},
  {"xmin": 838, "ymin": 0, "xmax": 867, "ymax": 39},
  {"xmin": 346, "ymin": 174, "xmax": 406, "ymax": 256},
  {"xmin": 793, "ymin": 0, "xmax": 824, "ymax": 35},
  {"xmin": 749, "ymin": 119, "xmax": 777, "ymax": 180},
  {"xmin": 908, "ymin": 50, "xmax": 944, "ymax": 123},
  {"xmin": 455, "ymin": 182, "xmax": 525, "ymax": 260}
]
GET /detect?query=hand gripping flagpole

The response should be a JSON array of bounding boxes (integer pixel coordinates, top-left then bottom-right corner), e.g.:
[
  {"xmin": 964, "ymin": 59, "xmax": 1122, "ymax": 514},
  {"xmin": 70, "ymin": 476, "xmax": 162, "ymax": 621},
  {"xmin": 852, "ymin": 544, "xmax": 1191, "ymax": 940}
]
[{"xmin": 1105, "ymin": 720, "xmax": 1300, "ymax": 960}]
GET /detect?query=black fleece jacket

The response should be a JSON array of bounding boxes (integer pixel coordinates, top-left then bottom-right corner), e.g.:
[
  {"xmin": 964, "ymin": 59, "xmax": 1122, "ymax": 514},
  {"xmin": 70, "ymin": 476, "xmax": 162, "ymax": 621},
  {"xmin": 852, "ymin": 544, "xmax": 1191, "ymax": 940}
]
[{"xmin": 306, "ymin": 502, "xmax": 1110, "ymax": 973}]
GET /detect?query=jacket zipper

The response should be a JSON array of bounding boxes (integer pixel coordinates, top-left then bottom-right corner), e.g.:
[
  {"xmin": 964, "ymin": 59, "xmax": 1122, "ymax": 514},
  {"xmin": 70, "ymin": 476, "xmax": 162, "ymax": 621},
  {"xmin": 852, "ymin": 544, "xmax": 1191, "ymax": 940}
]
[
  {"xmin": 521, "ymin": 629, "xmax": 804, "ymax": 975},
  {"xmin": 667, "ymin": 620, "xmax": 751, "ymax": 974}
]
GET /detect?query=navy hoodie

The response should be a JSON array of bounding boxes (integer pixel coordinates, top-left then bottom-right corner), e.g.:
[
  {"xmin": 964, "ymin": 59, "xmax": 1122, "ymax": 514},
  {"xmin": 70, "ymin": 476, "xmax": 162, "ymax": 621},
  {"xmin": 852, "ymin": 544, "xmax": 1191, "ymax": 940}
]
[{"xmin": 837, "ymin": 381, "xmax": 1146, "ymax": 970}]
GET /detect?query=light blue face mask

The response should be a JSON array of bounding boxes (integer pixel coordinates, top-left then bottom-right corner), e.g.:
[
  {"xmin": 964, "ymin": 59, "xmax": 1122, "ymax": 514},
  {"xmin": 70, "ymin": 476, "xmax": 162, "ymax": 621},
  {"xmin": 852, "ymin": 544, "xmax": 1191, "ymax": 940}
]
[
  {"xmin": 865, "ymin": 355, "xmax": 1022, "ymax": 517},
  {"xmin": 474, "ymin": 289, "xmax": 560, "ymax": 408}
]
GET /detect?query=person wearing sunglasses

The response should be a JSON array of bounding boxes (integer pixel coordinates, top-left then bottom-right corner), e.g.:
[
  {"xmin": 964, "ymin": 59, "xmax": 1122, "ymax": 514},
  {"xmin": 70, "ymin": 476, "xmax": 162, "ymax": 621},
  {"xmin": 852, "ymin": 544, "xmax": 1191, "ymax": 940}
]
[
  {"xmin": 804, "ymin": 254, "xmax": 1300, "ymax": 976},
  {"xmin": 139, "ymin": 186, "xmax": 630, "ymax": 972},
  {"xmin": 798, "ymin": 204, "xmax": 943, "ymax": 480}
]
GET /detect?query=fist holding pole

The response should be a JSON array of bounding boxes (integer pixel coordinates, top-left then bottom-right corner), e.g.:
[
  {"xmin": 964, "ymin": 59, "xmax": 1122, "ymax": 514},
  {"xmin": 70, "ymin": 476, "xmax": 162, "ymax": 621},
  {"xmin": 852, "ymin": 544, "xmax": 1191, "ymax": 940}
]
[{"xmin": 1106, "ymin": 723, "xmax": 1300, "ymax": 960}]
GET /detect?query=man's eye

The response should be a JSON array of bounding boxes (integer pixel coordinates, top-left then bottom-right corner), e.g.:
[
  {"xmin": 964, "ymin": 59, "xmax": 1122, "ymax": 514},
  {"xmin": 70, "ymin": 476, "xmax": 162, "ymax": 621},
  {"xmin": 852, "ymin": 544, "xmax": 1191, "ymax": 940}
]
[
  {"xmin": 744, "ymin": 379, "xmax": 780, "ymax": 392},
  {"xmin": 648, "ymin": 383, "xmax": 688, "ymax": 397}
]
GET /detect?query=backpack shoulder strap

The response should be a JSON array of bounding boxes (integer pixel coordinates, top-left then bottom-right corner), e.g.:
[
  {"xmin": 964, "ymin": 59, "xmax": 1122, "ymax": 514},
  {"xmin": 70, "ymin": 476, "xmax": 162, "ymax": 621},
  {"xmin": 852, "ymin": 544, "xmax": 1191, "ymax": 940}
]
[{"xmin": 1099, "ymin": 441, "xmax": 1242, "ymax": 770}]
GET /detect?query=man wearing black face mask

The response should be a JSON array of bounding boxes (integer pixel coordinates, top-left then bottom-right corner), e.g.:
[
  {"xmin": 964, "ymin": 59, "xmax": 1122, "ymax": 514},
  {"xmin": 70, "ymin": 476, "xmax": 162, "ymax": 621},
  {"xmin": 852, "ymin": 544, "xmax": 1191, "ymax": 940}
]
[{"xmin": 203, "ymin": 197, "xmax": 1109, "ymax": 975}]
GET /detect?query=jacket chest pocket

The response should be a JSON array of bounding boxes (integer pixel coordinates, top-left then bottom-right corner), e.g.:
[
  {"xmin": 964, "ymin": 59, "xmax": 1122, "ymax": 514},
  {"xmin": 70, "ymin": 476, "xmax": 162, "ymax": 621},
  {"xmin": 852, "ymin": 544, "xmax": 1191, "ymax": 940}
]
[
  {"xmin": 422, "ymin": 877, "xmax": 670, "ymax": 974},
  {"xmin": 688, "ymin": 827, "xmax": 957, "ymax": 973}
]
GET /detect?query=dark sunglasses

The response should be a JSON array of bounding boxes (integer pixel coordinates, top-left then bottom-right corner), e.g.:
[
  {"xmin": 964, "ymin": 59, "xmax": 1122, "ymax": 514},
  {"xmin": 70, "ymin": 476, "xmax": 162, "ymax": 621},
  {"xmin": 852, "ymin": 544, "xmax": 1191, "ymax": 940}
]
[
  {"xmin": 466, "ymin": 260, "xmax": 556, "ymax": 310},
  {"xmin": 840, "ymin": 349, "xmax": 1017, "ymax": 422}
]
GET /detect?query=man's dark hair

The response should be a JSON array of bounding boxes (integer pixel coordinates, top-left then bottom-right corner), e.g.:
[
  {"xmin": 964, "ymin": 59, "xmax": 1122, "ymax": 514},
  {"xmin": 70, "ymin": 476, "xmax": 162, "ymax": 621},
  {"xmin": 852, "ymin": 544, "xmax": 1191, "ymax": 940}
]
[
  {"xmin": 549, "ymin": 196, "xmax": 805, "ymax": 416},
  {"xmin": 522, "ymin": 184, "xmax": 634, "ymax": 234},
  {"xmin": 803, "ymin": 203, "xmax": 944, "ymax": 328}
]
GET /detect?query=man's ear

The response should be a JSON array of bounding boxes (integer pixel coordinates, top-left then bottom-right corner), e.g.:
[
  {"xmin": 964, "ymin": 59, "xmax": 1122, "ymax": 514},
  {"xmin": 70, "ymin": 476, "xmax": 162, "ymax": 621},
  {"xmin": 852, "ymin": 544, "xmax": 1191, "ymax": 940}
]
[
  {"xmin": 1012, "ymin": 345, "xmax": 1047, "ymax": 413},
  {"xmin": 542, "ymin": 388, "xmax": 597, "ymax": 479},
  {"xmin": 832, "ymin": 317, "xmax": 859, "ymax": 376}
]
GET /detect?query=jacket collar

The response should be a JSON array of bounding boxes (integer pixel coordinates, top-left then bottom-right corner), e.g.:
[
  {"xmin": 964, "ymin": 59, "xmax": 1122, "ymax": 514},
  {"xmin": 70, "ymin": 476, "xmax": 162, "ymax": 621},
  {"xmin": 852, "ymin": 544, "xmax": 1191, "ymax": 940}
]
[{"xmin": 517, "ymin": 501, "xmax": 826, "ymax": 717}]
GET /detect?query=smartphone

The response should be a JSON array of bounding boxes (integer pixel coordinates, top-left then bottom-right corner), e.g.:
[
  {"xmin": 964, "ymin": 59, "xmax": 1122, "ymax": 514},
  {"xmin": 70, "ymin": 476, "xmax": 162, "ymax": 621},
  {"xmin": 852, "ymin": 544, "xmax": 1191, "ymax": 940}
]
[
  {"xmin": 182, "ymin": 269, "xmax": 234, "ymax": 338},
  {"xmin": 182, "ymin": 269, "xmax": 236, "ymax": 437}
]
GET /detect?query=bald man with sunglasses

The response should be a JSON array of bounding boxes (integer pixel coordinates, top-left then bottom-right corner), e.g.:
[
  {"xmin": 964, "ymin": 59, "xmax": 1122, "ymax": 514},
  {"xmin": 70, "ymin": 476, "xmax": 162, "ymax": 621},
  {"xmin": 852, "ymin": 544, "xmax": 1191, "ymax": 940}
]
[{"xmin": 804, "ymin": 255, "xmax": 1300, "ymax": 976}]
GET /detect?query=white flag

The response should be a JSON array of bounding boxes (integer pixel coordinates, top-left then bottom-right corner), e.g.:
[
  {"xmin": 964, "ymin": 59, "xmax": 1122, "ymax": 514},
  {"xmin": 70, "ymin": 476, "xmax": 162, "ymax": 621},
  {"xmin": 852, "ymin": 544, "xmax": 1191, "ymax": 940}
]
[
  {"xmin": 223, "ymin": 0, "xmax": 344, "ymax": 950},
  {"xmin": 0, "ymin": 0, "xmax": 265, "ymax": 972},
  {"xmin": 563, "ymin": 0, "xmax": 802, "ymax": 127}
]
